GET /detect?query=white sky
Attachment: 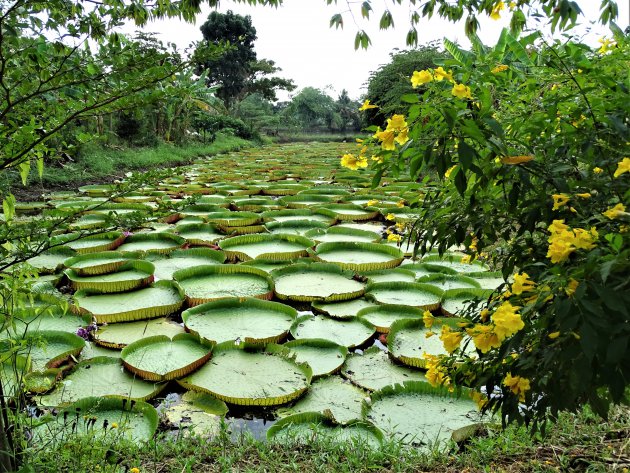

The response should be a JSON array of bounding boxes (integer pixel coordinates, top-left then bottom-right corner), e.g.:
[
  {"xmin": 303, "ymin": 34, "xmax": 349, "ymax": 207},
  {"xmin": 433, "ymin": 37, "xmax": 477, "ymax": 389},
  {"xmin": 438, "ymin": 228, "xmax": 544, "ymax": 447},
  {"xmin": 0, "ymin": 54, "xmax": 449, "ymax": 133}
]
[{"xmin": 134, "ymin": 0, "xmax": 630, "ymax": 101}]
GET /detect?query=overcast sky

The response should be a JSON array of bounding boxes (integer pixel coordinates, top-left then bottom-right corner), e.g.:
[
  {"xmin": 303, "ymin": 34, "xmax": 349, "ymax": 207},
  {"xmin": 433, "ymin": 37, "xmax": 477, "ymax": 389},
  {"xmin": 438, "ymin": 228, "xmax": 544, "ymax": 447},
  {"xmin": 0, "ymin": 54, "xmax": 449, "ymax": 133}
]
[{"xmin": 133, "ymin": 1, "xmax": 630, "ymax": 101}]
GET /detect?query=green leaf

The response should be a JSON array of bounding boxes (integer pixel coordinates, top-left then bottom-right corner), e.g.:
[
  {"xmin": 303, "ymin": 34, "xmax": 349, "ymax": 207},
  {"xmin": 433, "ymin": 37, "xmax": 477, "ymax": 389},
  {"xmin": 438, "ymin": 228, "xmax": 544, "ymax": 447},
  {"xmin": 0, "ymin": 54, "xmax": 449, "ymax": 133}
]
[
  {"xmin": 361, "ymin": 1, "xmax": 372, "ymax": 19},
  {"xmin": 19, "ymin": 160, "xmax": 30, "ymax": 185},
  {"xmin": 401, "ymin": 94, "xmax": 419, "ymax": 104},
  {"xmin": 2, "ymin": 193, "xmax": 16, "ymax": 222},
  {"xmin": 379, "ymin": 10, "xmax": 394, "ymax": 30},
  {"xmin": 330, "ymin": 13, "xmax": 343, "ymax": 29},
  {"xmin": 458, "ymin": 140, "xmax": 476, "ymax": 170}
]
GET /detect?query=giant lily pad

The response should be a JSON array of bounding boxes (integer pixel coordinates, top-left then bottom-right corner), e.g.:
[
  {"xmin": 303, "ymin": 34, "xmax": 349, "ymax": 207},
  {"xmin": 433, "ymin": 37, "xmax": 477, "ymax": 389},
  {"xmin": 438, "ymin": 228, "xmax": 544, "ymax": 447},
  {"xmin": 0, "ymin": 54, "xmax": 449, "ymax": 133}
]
[
  {"xmin": 440, "ymin": 288, "xmax": 492, "ymax": 317},
  {"xmin": 174, "ymin": 265, "xmax": 274, "ymax": 306},
  {"xmin": 38, "ymin": 357, "xmax": 166, "ymax": 406},
  {"xmin": 115, "ymin": 233, "xmax": 186, "ymax": 254},
  {"xmin": 341, "ymin": 347, "xmax": 427, "ymax": 392},
  {"xmin": 271, "ymin": 263, "xmax": 364, "ymax": 303},
  {"xmin": 53, "ymin": 232, "xmax": 125, "ymax": 254},
  {"xmin": 356, "ymin": 304, "xmax": 425, "ymax": 333},
  {"xmin": 316, "ymin": 204, "xmax": 380, "ymax": 222},
  {"xmin": 283, "ymin": 339, "xmax": 347, "ymax": 378},
  {"xmin": 161, "ymin": 391, "xmax": 227, "ymax": 436},
  {"xmin": 179, "ymin": 343, "xmax": 311, "ymax": 406},
  {"xmin": 290, "ymin": 315, "xmax": 375, "ymax": 348},
  {"xmin": 277, "ymin": 376, "xmax": 366, "ymax": 424},
  {"xmin": 21, "ymin": 330, "xmax": 85, "ymax": 371},
  {"xmin": 27, "ymin": 247, "xmax": 77, "ymax": 273},
  {"xmin": 387, "ymin": 318, "xmax": 474, "ymax": 368},
  {"xmin": 417, "ymin": 274, "xmax": 481, "ymax": 291},
  {"xmin": 94, "ymin": 317, "xmax": 185, "ymax": 348},
  {"xmin": 366, "ymin": 282, "xmax": 443, "ymax": 310},
  {"xmin": 265, "ymin": 220, "xmax": 329, "ymax": 236},
  {"xmin": 73, "ymin": 281, "xmax": 185, "ymax": 323},
  {"xmin": 65, "ymin": 260, "xmax": 154, "ymax": 293},
  {"xmin": 176, "ymin": 223, "xmax": 223, "ymax": 245},
  {"xmin": 121, "ymin": 333, "xmax": 213, "ymax": 381},
  {"xmin": 267, "ymin": 413, "xmax": 382, "ymax": 447},
  {"xmin": 183, "ymin": 297, "xmax": 296, "ymax": 345},
  {"xmin": 149, "ymin": 248, "xmax": 225, "ymax": 281},
  {"xmin": 63, "ymin": 251, "xmax": 132, "ymax": 276},
  {"xmin": 35, "ymin": 397, "xmax": 158, "ymax": 443},
  {"xmin": 311, "ymin": 242, "xmax": 403, "ymax": 272},
  {"xmin": 420, "ymin": 254, "xmax": 490, "ymax": 274},
  {"xmin": 219, "ymin": 234, "xmax": 314, "ymax": 262},
  {"xmin": 311, "ymin": 298, "xmax": 377, "ymax": 320},
  {"xmin": 304, "ymin": 226, "xmax": 381, "ymax": 244},
  {"xmin": 365, "ymin": 382, "xmax": 483, "ymax": 447}
]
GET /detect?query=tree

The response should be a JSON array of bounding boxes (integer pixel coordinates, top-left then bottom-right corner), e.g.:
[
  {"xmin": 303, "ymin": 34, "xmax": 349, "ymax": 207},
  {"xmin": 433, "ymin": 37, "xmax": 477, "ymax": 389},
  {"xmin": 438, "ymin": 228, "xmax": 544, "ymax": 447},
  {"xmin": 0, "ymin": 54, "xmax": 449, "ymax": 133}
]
[
  {"xmin": 335, "ymin": 89, "xmax": 361, "ymax": 132},
  {"xmin": 194, "ymin": 10, "xmax": 295, "ymax": 109},
  {"xmin": 364, "ymin": 47, "xmax": 442, "ymax": 125},
  {"xmin": 284, "ymin": 87, "xmax": 340, "ymax": 132}
]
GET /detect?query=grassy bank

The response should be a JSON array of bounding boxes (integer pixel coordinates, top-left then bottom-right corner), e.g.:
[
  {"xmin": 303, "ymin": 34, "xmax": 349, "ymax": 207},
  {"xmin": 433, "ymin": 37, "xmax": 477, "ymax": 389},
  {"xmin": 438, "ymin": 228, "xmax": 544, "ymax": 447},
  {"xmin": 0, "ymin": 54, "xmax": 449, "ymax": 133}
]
[
  {"xmin": 2, "ymin": 134, "xmax": 253, "ymax": 197},
  {"xmin": 24, "ymin": 405, "xmax": 629, "ymax": 472}
]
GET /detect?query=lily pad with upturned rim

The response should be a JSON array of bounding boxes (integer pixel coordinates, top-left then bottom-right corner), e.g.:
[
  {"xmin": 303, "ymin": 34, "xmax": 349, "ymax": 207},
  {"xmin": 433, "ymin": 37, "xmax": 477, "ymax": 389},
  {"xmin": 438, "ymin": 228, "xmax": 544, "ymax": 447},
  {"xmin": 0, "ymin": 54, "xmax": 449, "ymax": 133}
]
[
  {"xmin": 356, "ymin": 304, "xmax": 425, "ymax": 333},
  {"xmin": 363, "ymin": 268, "xmax": 417, "ymax": 284},
  {"xmin": 283, "ymin": 339, "xmax": 348, "ymax": 378},
  {"xmin": 219, "ymin": 233, "xmax": 314, "ymax": 262},
  {"xmin": 267, "ymin": 413, "xmax": 383, "ymax": 447},
  {"xmin": 277, "ymin": 376, "xmax": 367, "ymax": 424},
  {"xmin": 271, "ymin": 263, "xmax": 365, "ymax": 303},
  {"xmin": 115, "ymin": 233, "xmax": 186, "ymax": 255},
  {"xmin": 264, "ymin": 220, "xmax": 329, "ymax": 236},
  {"xmin": 38, "ymin": 357, "xmax": 166, "ymax": 407},
  {"xmin": 310, "ymin": 298, "xmax": 377, "ymax": 320},
  {"xmin": 304, "ymin": 226, "xmax": 381, "ymax": 244},
  {"xmin": 310, "ymin": 242, "xmax": 403, "ymax": 272},
  {"xmin": 366, "ymin": 282, "xmax": 444, "ymax": 310},
  {"xmin": 63, "ymin": 251, "xmax": 132, "ymax": 276},
  {"xmin": 290, "ymin": 314, "xmax": 375, "ymax": 348},
  {"xmin": 53, "ymin": 232, "xmax": 125, "ymax": 254},
  {"xmin": 27, "ymin": 247, "xmax": 77, "ymax": 273},
  {"xmin": 93, "ymin": 317, "xmax": 185, "ymax": 349},
  {"xmin": 21, "ymin": 330, "xmax": 85, "ymax": 371},
  {"xmin": 65, "ymin": 260, "xmax": 154, "ymax": 294},
  {"xmin": 365, "ymin": 382, "xmax": 482, "ymax": 447},
  {"xmin": 182, "ymin": 297, "xmax": 296, "ymax": 345},
  {"xmin": 148, "ymin": 248, "xmax": 226, "ymax": 281},
  {"xmin": 174, "ymin": 265, "xmax": 274, "ymax": 306},
  {"xmin": 175, "ymin": 223, "xmax": 224, "ymax": 245},
  {"xmin": 73, "ymin": 281, "xmax": 185, "ymax": 324},
  {"xmin": 341, "ymin": 347, "xmax": 427, "ymax": 392},
  {"xmin": 178, "ymin": 342, "xmax": 311, "ymax": 407},
  {"xmin": 121, "ymin": 333, "xmax": 214, "ymax": 381},
  {"xmin": 315, "ymin": 204, "xmax": 380, "ymax": 222},
  {"xmin": 440, "ymin": 288, "xmax": 492, "ymax": 317}
]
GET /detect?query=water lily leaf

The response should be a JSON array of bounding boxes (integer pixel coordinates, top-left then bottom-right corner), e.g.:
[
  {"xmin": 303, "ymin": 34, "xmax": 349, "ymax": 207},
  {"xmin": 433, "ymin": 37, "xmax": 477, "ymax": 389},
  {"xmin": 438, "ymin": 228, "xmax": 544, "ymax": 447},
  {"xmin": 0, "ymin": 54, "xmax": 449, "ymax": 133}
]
[
  {"xmin": 366, "ymin": 282, "xmax": 443, "ymax": 310},
  {"xmin": 283, "ymin": 339, "xmax": 347, "ymax": 378},
  {"xmin": 311, "ymin": 242, "xmax": 403, "ymax": 272},
  {"xmin": 357, "ymin": 304, "xmax": 425, "ymax": 333},
  {"xmin": 65, "ymin": 260, "xmax": 154, "ymax": 293},
  {"xmin": 290, "ymin": 314, "xmax": 375, "ymax": 348},
  {"xmin": 341, "ymin": 347, "xmax": 427, "ymax": 391},
  {"xmin": 94, "ymin": 317, "xmax": 184, "ymax": 349},
  {"xmin": 219, "ymin": 233, "xmax": 314, "ymax": 262},
  {"xmin": 183, "ymin": 297, "xmax": 296, "ymax": 345}
]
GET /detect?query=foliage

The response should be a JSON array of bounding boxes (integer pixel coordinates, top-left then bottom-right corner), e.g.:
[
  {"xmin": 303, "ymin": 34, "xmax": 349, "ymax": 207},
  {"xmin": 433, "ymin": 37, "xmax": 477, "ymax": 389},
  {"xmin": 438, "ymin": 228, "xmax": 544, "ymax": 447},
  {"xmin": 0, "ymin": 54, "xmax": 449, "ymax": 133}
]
[
  {"xmin": 364, "ymin": 47, "xmax": 443, "ymax": 126},
  {"xmin": 327, "ymin": 0, "xmax": 620, "ymax": 48},
  {"xmin": 283, "ymin": 87, "xmax": 361, "ymax": 133},
  {"xmin": 194, "ymin": 10, "xmax": 295, "ymax": 109},
  {"xmin": 353, "ymin": 26, "xmax": 629, "ymax": 430}
]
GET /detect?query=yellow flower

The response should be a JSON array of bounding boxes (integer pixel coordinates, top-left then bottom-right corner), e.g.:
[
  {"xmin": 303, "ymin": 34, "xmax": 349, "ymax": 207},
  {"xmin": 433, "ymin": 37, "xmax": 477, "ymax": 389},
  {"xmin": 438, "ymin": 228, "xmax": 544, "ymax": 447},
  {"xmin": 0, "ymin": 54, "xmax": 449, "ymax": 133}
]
[
  {"xmin": 565, "ymin": 279, "xmax": 579, "ymax": 296},
  {"xmin": 480, "ymin": 308, "xmax": 490, "ymax": 322},
  {"xmin": 466, "ymin": 324, "xmax": 501, "ymax": 353},
  {"xmin": 548, "ymin": 219, "xmax": 569, "ymax": 235},
  {"xmin": 548, "ymin": 331, "xmax": 560, "ymax": 339},
  {"xmin": 411, "ymin": 69, "xmax": 433, "ymax": 88},
  {"xmin": 433, "ymin": 66, "xmax": 454, "ymax": 82},
  {"xmin": 130, "ymin": 468, "xmax": 140, "ymax": 473},
  {"xmin": 451, "ymin": 83, "xmax": 472, "ymax": 99},
  {"xmin": 500, "ymin": 155, "xmax": 534, "ymax": 165},
  {"xmin": 603, "ymin": 203, "xmax": 626, "ymax": 220},
  {"xmin": 439, "ymin": 325, "xmax": 463, "ymax": 353},
  {"xmin": 471, "ymin": 390, "xmax": 488, "ymax": 410},
  {"xmin": 572, "ymin": 227, "xmax": 598, "ymax": 250},
  {"xmin": 385, "ymin": 213, "xmax": 396, "ymax": 221},
  {"xmin": 491, "ymin": 64, "xmax": 509, "ymax": 73},
  {"xmin": 423, "ymin": 354, "xmax": 450, "ymax": 387},
  {"xmin": 593, "ymin": 167, "xmax": 603, "ymax": 174},
  {"xmin": 373, "ymin": 128, "xmax": 396, "ymax": 151},
  {"xmin": 395, "ymin": 222, "xmax": 406, "ymax": 231},
  {"xmin": 396, "ymin": 200, "xmax": 405, "ymax": 208},
  {"xmin": 469, "ymin": 237, "xmax": 478, "ymax": 252},
  {"xmin": 371, "ymin": 155, "xmax": 383, "ymax": 163},
  {"xmin": 423, "ymin": 310, "xmax": 434, "ymax": 328},
  {"xmin": 394, "ymin": 127, "xmax": 410, "ymax": 146},
  {"xmin": 461, "ymin": 255, "xmax": 472, "ymax": 264},
  {"xmin": 490, "ymin": 1, "xmax": 505, "ymax": 20},
  {"xmin": 386, "ymin": 114, "xmax": 408, "ymax": 132},
  {"xmin": 547, "ymin": 232, "xmax": 575, "ymax": 263},
  {"xmin": 387, "ymin": 233, "xmax": 402, "ymax": 242},
  {"xmin": 598, "ymin": 37, "xmax": 616, "ymax": 54},
  {"xmin": 511, "ymin": 273, "xmax": 536, "ymax": 295},
  {"xmin": 491, "ymin": 301, "xmax": 524, "ymax": 340},
  {"xmin": 503, "ymin": 373, "xmax": 530, "ymax": 402},
  {"xmin": 425, "ymin": 330, "xmax": 435, "ymax": 338},
  {"xmin": 111, "ymin": 422, "xmax": 118, "ymax": 429},
  {"xmin": 613, "ymin": 158, "xmax": 630, "ymax": 178},
  {"xmin": 552, "ymin": 193, "xmax": 570, "ymax": 211},
  {"xmin": 340, "ymin": 154, "xmax": 368, "ymax": 171},
  {"xmin": 575, "ymin": 193, "xmax": 591, "ymax": 199},
  {"xmin": 359, "ymin": 99, "xmax": 378, "ymax": 111},
  {"xmin": 444, "ymin": 165, "xmax": 457, "ymax": 178},
  {"xmin": 366, "ymin": 199, "xmax": 380, "ymax": 206}
]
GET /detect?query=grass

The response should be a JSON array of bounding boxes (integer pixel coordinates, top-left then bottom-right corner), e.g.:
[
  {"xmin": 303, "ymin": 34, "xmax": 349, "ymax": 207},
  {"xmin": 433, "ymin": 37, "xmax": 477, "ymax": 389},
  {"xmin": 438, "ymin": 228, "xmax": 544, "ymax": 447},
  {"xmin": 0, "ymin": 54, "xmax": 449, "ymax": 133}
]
[
  {"xmin": 273, "ymin": 133, "xmax": 362, "ymax": 143},
  {"xmin": 2, "ymin": 133, "xmax": 253, "ymax": 196},
  {"xmin": 23, "ymin": 404, "xmax": 630, "ymax": 472}
]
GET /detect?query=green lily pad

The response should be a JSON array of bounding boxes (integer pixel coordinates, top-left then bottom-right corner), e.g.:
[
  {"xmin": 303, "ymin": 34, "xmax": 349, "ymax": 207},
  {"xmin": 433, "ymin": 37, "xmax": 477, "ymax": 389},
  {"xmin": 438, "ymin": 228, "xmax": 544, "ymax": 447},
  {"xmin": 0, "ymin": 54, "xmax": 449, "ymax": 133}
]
[
  {"xmin": 304, "ymin": 226, "xmax": 381, "ymax": 244},
  {"xmin": 219, "ymin": 233, "xmax": 314, "ymax": 262},
  {"xmin": 121, "ymin": 333, "xmax": 214, "ymax": 381},
  {"xmin": 21, "ymin": 330, "xmax": 85, "ymax": 371},
  {"xmin": 149, "ymin": 248, "xmax": 226, "ymax": 281},
  {"xmin": 341, "ymin": 347, "xmax": 427, "ymax": 391},
  {"xmin": 63, "ymin": 251, "xmax": 132, "ymax": 276},
  {"xmin": 38, "ymin": 357, "xmax": 166, "ymax": 407},
  {"xmin": 290, "ymin": 315, "xmax": 375, "ymax": 348},
  {"xmin": 283, "ymin": 339, "xmax": 348, "ymax": 378},
  {"xmin": 277, "ymin": 376, "xmax": 367, "ymax": 424},
  {"xmin": 65, "ymin": 260, "xmax": 154, "ymax": 293},
  {"xmin": 116, "ymin": 233, "xmax": 186, "ymax": 254},
  {"xmin": 178, "ymin": 343, "xmax": 311, "ymax": 406},
  {"xmin": 366, "ymin": 282, "xmax": 444, "ymax": 310},
  {"xmin": 311, "ymin": 298, "xmax": 377, "ymax": 320},
  {"xmin": 94, "ymin": 317, "xmax": 185, "ymax": 348},
  {"xmin": 311, "ymin": 242, "xmax": 403, "ymax": 272},
  {"xmin": 356, "ymin": 304, "xmax": 425, "ymax": 333},
  {"xmin": 174, "ymin": 265, "xmax": 274, "ymax": 306},
  {"xmin": 183, "ymin": 297, "xmax": 296, "ymax": 345}
]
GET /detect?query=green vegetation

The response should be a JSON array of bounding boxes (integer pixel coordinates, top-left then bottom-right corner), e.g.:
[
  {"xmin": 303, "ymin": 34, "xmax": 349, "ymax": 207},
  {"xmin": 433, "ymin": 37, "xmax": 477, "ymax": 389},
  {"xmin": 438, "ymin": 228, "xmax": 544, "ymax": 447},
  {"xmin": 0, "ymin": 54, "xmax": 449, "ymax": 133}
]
[{"xmin": 24, "ymin": 405, "xmax": 630, "ymax": 472}]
